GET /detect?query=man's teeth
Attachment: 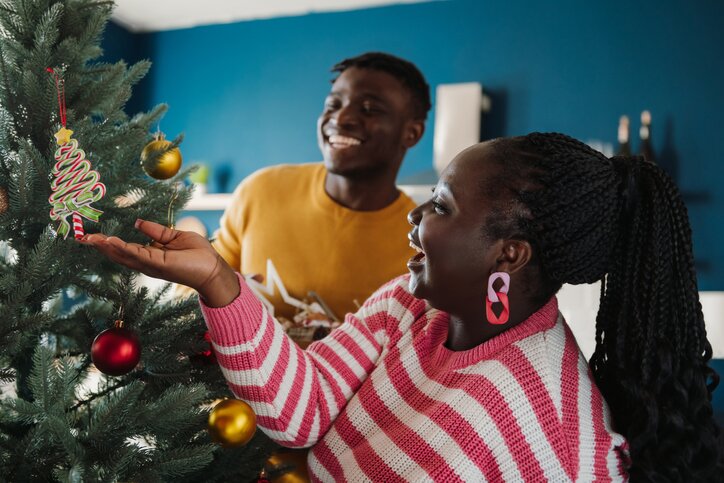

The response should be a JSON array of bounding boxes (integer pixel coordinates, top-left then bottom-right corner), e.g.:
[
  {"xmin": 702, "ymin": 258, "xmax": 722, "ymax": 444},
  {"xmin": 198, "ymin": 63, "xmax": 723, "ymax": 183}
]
[
  {"xmin": 329, "ymin": 134, "xmax": 361, "ymax": 146},
  {"xmin": 409, "ymin": 241, "xmax": 424, "ymax": 254}
]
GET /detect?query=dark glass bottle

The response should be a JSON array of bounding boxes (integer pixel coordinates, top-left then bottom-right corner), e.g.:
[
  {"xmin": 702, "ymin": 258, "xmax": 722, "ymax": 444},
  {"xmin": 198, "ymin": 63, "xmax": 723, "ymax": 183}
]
[{"xmin": 639, "ymin": 110, "xmax": 656, "ymax": 162}]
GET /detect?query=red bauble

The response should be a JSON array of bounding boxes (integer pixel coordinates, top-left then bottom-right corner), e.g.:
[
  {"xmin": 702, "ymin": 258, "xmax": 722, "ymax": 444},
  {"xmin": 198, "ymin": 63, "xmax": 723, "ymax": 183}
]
[{"xmin": 91, "ymin": 321, "xmax": 141, "ymax": 376}]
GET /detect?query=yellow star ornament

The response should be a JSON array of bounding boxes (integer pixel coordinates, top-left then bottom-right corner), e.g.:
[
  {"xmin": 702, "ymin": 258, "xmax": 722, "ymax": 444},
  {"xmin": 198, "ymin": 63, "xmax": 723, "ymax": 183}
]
[{"xmin": 54, "ymin": 127, "xmax": 74, "ymax": 145}]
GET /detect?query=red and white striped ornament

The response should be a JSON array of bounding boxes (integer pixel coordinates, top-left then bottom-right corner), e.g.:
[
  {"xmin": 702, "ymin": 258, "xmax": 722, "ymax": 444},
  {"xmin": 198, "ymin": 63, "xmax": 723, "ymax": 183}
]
[{"xmin": 46, "ymin": 67, "xmax": 106, "ymax": 239}]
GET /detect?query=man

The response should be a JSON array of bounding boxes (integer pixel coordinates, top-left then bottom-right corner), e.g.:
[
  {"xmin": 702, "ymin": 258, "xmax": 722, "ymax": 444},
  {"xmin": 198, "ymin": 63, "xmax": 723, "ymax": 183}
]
[{"xmin": 212, "ymin": 52, "xmax": 430, "ymax": 320}]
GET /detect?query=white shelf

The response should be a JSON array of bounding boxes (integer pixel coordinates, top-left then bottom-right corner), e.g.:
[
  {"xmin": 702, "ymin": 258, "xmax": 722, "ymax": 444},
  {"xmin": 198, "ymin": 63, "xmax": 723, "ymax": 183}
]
[
  {"xmin": 183, "ymin": 184, "xmax": 435, "ymax": 211},
  {"xmin": 184, "ymin": 193, "xmax": 233, "ymax": 211}
]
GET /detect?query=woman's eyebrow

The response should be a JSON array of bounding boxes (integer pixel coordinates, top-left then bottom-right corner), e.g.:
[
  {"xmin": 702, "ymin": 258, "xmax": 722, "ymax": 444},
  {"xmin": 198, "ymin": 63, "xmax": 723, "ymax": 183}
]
[{"xmin": 436, "ymin": 183, "xmax": 453, "ymax": 198}]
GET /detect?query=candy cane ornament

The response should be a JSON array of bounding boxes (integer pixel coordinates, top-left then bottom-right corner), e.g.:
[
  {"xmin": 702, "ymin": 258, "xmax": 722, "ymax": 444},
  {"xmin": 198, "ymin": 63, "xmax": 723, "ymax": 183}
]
[
  {"xmin": 47, "ymin": 67, "xmax": 106, "ymax": 239},
  {"xmin": 72, "ymin": 213, "xmax": 83, "ymax": 239}
]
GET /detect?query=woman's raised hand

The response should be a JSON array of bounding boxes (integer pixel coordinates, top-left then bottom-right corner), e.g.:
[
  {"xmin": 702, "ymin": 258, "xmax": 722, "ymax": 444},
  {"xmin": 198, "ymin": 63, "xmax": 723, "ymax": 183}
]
[{"xmin": 79, "ymin": 219, "xmax": 240, "ymax": 307}]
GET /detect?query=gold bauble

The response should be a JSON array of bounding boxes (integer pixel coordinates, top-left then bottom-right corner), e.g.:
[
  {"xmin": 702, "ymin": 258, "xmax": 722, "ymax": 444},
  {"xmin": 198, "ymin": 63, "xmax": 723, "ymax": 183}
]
[
  {"xmin": 207, "ymin": 399, "xmax": 256, "ymax": 447},
  {"xmin": 140, "ymin": 134, "xmax": 182, "ymax": 180},
  {"xmin": 264, "ymin": 450, "xmax": 311, "ymax": 483},
  {"xmin": 0, "ymin": 187, "xmax": 7, "ymax": 214}
]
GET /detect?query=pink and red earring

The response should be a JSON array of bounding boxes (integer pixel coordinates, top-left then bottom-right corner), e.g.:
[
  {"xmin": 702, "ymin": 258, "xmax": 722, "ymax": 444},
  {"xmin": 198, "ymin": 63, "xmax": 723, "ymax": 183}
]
[{"xmin": 486, "ymin": 272, "xmax": 510, "ymax": 325}]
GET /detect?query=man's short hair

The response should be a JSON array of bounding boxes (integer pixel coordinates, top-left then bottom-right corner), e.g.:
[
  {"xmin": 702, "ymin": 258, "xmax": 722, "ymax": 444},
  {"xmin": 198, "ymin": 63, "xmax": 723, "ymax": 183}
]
[{"xmin": 331, "ymin": 52, "xmax": 431, "ymax": 120}]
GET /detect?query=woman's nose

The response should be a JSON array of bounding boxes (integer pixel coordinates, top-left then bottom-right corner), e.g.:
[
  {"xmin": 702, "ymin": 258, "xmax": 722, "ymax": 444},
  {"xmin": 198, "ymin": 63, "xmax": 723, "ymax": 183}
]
[{"xmin": 407, "ymin": 204, "xmax": 422, "ymax": 226}]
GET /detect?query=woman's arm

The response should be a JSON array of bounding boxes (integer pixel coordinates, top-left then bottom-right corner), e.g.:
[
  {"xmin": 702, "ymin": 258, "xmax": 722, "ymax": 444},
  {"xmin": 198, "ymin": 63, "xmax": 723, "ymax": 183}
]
[
  {"xmin": 81, "ymin": 219, "xmax": 397, "ymax": 445},
  {"xmin": 202, "ymin": 274, "xmax": 398, "ymax": 447}
]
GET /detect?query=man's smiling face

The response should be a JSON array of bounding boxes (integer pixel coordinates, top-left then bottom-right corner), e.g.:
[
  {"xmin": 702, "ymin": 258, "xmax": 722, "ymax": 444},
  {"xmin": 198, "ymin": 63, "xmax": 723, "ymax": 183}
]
[{"xmin": 317, "ymin": 66, "xmax": 419, "ymax": 180}]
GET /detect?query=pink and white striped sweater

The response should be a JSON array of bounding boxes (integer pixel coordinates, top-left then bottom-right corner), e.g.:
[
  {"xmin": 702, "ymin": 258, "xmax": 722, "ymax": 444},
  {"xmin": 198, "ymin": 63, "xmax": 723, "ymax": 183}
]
[{"xmin": 201, "ymin": 274, "xmax": 629, "ymax": 482}]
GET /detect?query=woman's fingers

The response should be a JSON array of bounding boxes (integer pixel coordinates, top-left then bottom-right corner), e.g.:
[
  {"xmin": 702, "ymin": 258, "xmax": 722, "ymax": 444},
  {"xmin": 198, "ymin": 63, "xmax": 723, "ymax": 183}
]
[
  {"xmin": 134, "ymin": 219, "xmax": 180, "ymax": 244},
  {"xmin": 79, "ymin": 223, "xmax": 217, "ymax": 289},
  {"xmin": 80, "ymin": 233, "xmax": 108, "ymax": 244},
  {"xmin": 82, "ymin": 235, "xmax": 162, "ymax": 277},
  {"xmin": 99, "ymin": 237, "xmax": 156, "ymax": 272}
]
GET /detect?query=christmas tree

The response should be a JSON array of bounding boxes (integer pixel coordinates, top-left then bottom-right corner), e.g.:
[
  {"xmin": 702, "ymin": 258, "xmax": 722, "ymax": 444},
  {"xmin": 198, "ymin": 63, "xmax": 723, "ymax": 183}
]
[{"xmin": 0, "ymin": 1, "xmax": 276, "ymax": 480}]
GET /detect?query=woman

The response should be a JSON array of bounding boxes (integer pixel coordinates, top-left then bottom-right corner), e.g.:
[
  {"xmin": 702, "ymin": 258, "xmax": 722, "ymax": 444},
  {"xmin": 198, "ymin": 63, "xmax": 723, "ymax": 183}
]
[{"xmin": 83, "ymin": 133, "xmax": 720, "ymax": 481}]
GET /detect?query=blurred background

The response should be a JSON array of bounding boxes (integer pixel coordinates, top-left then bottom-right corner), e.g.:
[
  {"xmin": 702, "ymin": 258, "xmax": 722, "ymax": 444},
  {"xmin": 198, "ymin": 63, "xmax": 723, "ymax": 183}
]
[{"xmin": 103, "ymin": 0, "xmax": 724, "ymax": 418}]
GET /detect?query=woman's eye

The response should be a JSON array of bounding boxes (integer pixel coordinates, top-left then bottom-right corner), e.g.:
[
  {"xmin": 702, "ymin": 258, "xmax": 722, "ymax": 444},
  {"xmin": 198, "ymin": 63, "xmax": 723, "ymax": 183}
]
[{"xmin": 432, "ymin": 200, "xmax": 447, "ymax": 215}]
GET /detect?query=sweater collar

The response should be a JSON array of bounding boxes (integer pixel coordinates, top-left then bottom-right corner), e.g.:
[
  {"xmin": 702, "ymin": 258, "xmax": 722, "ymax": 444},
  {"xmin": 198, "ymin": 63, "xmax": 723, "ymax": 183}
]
[{"xmin": 427, "ymin": 296, "xmax": 559, "ymax": 369}]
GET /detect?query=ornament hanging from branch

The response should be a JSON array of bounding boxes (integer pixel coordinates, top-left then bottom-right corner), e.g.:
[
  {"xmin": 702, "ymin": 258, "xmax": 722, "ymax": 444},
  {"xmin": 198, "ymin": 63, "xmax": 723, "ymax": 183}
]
[
  {"xmin": 91, "ymin": 307, "xmax": 142, "ymax": 377},
  {"xmin": 262, "ymin": 449, "xmax": 311, "ymax": 482},
  {"xmin": 141, "ymin": 131, "xmax": 182, "ymax": 180},
  {"xmin": 207, "ymin": 398, "xmax": 257, "ymax": 447},
  {"xmin": 46, "ymin": 66, "xmax": 106, "ymax": 239}
]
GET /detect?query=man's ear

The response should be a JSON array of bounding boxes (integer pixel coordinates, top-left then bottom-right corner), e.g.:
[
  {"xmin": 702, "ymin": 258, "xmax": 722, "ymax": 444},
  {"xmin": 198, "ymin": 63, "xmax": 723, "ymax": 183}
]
[
  {"xmin": 403, "ymin": 120, "xmax": 425, "ymax": 149},
  {"xmin": 495, "ymin": 239, "xmax": 533, "ymax": 275}
]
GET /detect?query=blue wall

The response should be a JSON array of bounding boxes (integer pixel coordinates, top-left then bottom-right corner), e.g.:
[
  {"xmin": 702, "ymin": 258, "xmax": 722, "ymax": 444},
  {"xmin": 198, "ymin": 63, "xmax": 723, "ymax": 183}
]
[
  {"xmin": 103, "ymin": 0, "xmax": 724, "ymax": 290},
  {"xmin": 103, "ymin": 21, "xmax": 152, "ymax": 116}
]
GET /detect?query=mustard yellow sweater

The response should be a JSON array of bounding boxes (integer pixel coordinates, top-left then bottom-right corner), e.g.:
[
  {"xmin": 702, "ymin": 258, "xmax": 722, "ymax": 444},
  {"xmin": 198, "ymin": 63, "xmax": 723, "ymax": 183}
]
[{"xmin": 213, "ymin": 163, "xmax": 416, "ymax": 320}]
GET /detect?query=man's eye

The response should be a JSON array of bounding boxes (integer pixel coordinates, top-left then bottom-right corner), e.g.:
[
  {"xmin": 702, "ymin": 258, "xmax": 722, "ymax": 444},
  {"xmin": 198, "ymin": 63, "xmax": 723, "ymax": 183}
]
[
  {"xmin": 324, "ymin": 99, "xmax": 340, "ymax": 111},
  {"xmin": 361, "ymin": 102, "xmax": 382, "ymax": 114}
]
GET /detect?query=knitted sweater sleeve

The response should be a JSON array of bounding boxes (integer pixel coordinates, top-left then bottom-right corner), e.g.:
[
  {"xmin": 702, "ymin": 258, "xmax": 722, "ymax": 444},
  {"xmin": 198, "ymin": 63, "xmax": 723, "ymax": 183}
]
[{"xmin": 200, "ymin": 273, "xmax": 399, "ymax": 448}]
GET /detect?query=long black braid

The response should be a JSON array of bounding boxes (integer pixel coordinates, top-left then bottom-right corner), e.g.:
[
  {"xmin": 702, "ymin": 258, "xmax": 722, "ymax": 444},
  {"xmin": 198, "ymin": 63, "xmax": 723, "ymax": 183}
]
[{"xmin": 491, "ymin": 132, "xmax": 721, "ymax": 481}]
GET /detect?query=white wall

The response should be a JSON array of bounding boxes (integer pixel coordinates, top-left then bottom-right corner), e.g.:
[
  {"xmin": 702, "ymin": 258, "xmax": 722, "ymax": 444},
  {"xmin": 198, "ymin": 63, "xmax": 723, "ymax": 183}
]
[{"xmin": 558, "ymin": 282, "xmax": 724, "ymax": 359}]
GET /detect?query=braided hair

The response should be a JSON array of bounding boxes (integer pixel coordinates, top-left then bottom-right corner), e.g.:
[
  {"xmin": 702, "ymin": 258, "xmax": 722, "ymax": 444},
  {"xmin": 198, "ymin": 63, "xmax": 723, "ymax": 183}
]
[{"xmin": 488, "ymin": 132, "xmax": 721, "ymax": 481}]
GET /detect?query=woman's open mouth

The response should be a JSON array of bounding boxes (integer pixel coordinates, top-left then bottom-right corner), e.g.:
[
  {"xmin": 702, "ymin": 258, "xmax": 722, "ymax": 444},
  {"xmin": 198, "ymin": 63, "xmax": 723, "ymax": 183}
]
[{"xmin": 407, "ymin": 240, "xmax": 426, "ymax": 268}]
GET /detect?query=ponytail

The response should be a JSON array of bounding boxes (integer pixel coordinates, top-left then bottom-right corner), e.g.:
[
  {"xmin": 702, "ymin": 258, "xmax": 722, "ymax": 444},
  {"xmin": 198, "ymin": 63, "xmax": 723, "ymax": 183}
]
[{"xmin": 499, "ymin": 133, "xmax": 721, "ymax": 481}]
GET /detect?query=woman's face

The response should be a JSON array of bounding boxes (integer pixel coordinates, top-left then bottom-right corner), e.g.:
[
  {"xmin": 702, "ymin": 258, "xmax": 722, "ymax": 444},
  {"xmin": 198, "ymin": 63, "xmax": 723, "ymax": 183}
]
[{"xmin": 407, "ymin": 143, "xmax": 507, "ymax": 312}]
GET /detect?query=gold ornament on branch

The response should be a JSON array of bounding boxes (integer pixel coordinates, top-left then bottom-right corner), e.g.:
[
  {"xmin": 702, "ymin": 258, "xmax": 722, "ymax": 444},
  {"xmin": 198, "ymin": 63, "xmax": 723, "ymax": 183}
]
[
  {"xmin": 263, "ymin": 450, "xmax": 311, "ymax": 483},
  {"xmin": 207, "ymin": 399, "xmax": 257, "ymax": 447},
  {"xmin": 140, "ymin": 132, "xmax": 182, "ymax": 180}
]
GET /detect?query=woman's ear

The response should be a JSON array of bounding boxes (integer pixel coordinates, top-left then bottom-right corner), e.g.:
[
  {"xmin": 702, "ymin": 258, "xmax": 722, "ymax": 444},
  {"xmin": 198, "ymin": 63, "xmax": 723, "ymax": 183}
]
[{"xmin": 496, "ymin": 239, "xmax": 533, "ymax": 275}]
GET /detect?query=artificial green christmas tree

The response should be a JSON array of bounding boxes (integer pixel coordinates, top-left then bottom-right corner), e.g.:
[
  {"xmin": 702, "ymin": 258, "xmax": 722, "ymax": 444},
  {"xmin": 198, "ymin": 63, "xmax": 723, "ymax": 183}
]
[{"xmin": 0, "ymin": 1, "xmax": 276, "ymax": 480}]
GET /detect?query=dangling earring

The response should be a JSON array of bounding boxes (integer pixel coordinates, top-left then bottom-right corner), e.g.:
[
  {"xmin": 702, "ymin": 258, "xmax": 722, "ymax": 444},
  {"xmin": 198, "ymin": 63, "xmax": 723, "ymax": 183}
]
[{"xmin": 486, "ymin": 272, "xmax": 510, "ymax": 325}]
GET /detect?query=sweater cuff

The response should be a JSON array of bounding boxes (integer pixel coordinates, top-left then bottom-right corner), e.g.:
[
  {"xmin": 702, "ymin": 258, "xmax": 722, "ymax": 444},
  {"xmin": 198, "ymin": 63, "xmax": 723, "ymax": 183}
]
[{"xmin": 199, "ymin": 272, "xmax": 267, "ymax": 345}]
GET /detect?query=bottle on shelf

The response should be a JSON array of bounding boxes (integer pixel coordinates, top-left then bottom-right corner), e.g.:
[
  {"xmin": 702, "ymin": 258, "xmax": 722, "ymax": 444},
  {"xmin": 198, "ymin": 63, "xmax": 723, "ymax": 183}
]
[
  {"xmin": 639, "ymin": 110, "xmax": 656, "ymax": 163},
  {"xmin": 617, "ymin": 115, "xmax": 631, "ymax": 156}
]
